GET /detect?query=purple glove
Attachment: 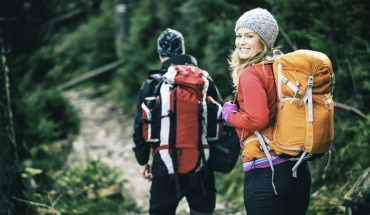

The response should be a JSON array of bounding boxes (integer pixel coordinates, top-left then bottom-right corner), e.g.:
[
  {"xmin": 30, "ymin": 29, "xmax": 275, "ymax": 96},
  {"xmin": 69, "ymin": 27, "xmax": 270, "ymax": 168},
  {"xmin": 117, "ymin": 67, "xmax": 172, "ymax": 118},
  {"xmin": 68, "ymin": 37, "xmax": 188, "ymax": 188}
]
[{"xmin": 222, "ymin": 101, "xmax": 238, "ymax": 124}]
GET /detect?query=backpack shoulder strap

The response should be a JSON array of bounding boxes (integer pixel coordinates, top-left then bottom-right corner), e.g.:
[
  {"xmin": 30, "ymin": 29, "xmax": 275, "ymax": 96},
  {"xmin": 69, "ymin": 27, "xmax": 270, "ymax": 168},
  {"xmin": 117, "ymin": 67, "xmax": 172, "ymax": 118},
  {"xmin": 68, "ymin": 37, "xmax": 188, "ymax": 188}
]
[
  {"xmin": 146, "ymin": 70, "xmax": 163, "ymax": 97},
  {"xmin": 148, "ymin": 70, "xmax": 162, "ymax": 82}
]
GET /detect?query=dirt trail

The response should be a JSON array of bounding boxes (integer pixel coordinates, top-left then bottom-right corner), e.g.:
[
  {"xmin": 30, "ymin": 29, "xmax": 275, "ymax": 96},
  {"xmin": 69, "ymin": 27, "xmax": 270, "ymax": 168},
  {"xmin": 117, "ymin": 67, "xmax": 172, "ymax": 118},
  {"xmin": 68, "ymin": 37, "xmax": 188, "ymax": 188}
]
[{"xmin": 63, "ymin": 88, "xmax": 243, "ymax": 215}]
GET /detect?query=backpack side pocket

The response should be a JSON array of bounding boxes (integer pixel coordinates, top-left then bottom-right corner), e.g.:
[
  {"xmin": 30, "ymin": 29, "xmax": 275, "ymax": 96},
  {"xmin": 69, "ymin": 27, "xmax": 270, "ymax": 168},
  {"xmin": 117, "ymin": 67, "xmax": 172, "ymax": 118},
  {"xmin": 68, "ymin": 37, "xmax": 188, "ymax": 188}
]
[{"xmin": 141, "ymin": 97, "xmax": 160, "ymax": 142}]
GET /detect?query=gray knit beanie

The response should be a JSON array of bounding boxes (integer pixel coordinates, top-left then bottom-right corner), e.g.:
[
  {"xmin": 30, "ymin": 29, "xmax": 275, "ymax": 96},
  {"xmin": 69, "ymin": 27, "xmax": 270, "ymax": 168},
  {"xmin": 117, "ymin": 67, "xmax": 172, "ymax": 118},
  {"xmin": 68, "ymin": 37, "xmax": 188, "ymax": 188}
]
[
  {"xmin": 157, "ymin": 28, "xmax": 185, "ymax": 57},
  {"xmin": 235, "ymin": 8, "xmax": 278, "ymax": 49}
]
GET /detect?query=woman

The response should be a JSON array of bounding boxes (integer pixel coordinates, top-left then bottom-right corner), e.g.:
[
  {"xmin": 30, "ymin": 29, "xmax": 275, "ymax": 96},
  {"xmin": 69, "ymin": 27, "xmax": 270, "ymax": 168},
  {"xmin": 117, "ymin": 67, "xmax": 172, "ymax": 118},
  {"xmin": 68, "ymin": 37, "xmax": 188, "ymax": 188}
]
[{"xmin": 221, "ymin": 8, "xmax": 312, "ymax": 215}]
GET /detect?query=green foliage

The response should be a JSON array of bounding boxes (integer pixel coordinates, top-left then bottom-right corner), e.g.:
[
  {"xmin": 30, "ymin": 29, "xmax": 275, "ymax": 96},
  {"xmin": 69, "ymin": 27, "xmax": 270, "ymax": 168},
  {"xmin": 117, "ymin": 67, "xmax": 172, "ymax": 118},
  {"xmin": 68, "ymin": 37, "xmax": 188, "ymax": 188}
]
[
  {"xmin": 178, "ymin": 0, "xmax": 239, "ymax": 98},
  {"xmin": 111, "ymin": 0, "xmax": 271, "ymax": 112},
  {"xmin": 261, "ymin": 1, "xmax": 370, "ymax": 213},
  {"xmin": 202, "ymin": 19, "xmax": 236, "ymax": 98},
  {"xmin": 309, "ymin": 185, "xmax": 346, "ymax": 215},
  {"xmin": 26, "ymin": 161, "xmax": 137, "ymax": 214},
  {"xmin": 8, "ymin": 0, "xmax": 115, "ymax": 163},
  {"xmin": 52, "ymin": 161, "xmax": 137, "ymax": 214},
  {"xmin": 4, "ymin": 0, "xmax": 370, "ymax": 214},
  {"xmin": 331, "ymin": 115, "xmax": 370, "ymax": 184},
  {"xmin": 46, "ymin": 1, "xmax": 116, "ymax": 86},
  {"xmin": 215, "ymin": 159, "xmax": 244, "ymax": 211},
  {"xmin": 16, "ymin": 87, "xmax": 80, "ymax": 146},
  {"xmin": 111, "ymin": 0, "xmax": 178, "ymax": 113},
  {"xmin": 18, "ymin": 46, "xmax": 56, "ymax": 91},
  {"xmin": 18, "ymin": 1, "xmax": 116, "ymax": 90},
  {"xmin": 110, "ymin": 1, "xmax": 370, "ymax": 213},
  {"xmin": 177, "ymin": 0, "xmax": 237, "ymax": 58},
  {"xmin": 306, "ymin": 116, "xmax": 370, "ymax": 215},
  {"xmin": 29, "ymin": 141, "xmax": 72, "ymax": 171},
  {"xmin": 8, "ymin": 0, "xmax": 116, "ymax": 164},
  {"xmin": 13, "ymin": 87, "xmax": 79, "ymax": 171},
  {"xmin": 268, "ymin": 0, "xmax": 370, "ymax": 110}
]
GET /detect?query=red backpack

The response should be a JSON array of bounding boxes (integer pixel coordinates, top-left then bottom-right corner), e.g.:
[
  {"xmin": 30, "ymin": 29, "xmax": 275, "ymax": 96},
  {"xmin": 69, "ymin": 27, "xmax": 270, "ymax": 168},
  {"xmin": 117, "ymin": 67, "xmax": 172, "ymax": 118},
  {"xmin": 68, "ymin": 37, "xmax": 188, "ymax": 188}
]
[{"xmin": 141, "ymin": 65, "xmax": 223, "ymax": 176}]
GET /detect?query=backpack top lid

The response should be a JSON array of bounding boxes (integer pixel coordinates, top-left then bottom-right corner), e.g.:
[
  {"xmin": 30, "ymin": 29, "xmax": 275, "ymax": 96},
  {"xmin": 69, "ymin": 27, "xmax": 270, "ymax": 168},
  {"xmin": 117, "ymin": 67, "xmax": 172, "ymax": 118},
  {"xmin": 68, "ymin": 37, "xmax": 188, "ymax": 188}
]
[
  {"xmin": 274, "ymin": 49, "xmax": 333, "ymax": 76},
  {"xmin": 273, "ymin": 49, "xmax": 334, "ymax": 95},
  {"xmin": 163, "ymin": 65, "xmax": 208, "ymax": 101}
]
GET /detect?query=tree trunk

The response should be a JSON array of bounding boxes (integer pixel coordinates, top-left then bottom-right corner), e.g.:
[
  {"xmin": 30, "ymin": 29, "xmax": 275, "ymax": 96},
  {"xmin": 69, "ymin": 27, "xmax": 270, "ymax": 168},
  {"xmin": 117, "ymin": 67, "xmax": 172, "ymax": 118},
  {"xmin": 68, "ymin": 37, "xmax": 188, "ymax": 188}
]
[
  {"xmin": 115, "ymin": 0, "xmax": 128, "ymax": 57},
  {"xmin": 0, "ymin": 26, "xmax": 26, "ymax": 215}
]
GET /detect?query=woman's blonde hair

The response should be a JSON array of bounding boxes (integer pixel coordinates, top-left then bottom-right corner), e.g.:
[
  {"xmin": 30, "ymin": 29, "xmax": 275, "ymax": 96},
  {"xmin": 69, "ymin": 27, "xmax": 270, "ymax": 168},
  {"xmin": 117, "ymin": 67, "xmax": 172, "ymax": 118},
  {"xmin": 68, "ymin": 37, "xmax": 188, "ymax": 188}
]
[{"xmin": 228, "ymin": 37, "xmax": 282, "ymax": 89}]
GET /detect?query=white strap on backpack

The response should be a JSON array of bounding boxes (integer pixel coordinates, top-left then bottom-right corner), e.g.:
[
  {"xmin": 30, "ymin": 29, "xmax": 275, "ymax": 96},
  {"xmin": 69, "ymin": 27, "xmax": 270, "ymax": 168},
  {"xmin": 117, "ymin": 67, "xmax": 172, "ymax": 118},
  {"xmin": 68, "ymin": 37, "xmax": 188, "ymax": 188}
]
[
  {"xmin": 303, "ymin": 76, "xmax": 314, "ymax": 122},
  {"xmin": 253, "ymin": 130, "xmax": 277, "ymax": 195}
]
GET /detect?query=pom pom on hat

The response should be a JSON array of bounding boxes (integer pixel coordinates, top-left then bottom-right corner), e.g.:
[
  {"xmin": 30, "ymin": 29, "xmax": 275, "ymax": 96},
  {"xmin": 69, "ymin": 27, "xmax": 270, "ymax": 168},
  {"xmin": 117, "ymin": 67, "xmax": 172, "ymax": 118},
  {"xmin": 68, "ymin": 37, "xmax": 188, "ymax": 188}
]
[
  {"xmin": 157, "ymin": 28, "xmax": 185, "ymax": 57},
  {"xmin": 235, "ymin": 8, "xmax": 278, "ymax": 48}
]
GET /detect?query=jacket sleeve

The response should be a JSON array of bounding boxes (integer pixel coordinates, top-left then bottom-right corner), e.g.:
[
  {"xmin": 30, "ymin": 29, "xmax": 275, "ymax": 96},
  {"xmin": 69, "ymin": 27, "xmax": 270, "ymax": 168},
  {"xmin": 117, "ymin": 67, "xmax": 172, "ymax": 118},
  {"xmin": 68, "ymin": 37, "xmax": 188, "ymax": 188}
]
[
  {"xmin": 228, "ymin": 66, "xmax": 271, "ymax": 131},
  {"xmin": 132, "ymin": 77, "xmax": 156, "ymax": 165}
]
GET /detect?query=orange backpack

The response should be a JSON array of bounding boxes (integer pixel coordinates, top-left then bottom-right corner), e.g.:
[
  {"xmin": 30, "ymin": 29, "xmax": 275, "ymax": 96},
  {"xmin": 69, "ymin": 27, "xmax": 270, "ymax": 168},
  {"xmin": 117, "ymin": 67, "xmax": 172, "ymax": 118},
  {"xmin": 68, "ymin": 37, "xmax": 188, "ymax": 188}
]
[{"xmin": 246, "ymin": 49, "xmax": 335, "ymax": 177}]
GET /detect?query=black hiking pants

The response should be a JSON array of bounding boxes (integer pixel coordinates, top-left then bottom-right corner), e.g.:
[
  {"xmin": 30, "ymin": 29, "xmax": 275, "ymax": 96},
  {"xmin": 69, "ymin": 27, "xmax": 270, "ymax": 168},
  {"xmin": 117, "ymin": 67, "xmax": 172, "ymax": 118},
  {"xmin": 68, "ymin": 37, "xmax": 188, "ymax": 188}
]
[
  {"xmin": 244, "ymin": 161, "xmax": 311, "ymax": 215},
  {"xmin": 149, "ymin": 170, "xmax": 216, "ymax": 215}
]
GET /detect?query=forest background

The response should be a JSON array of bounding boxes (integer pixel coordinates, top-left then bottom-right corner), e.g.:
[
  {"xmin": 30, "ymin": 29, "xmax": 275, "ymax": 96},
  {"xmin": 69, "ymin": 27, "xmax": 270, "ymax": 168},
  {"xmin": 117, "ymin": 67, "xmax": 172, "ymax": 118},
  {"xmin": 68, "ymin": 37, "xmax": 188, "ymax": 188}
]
[{"xmin": 1, "ymin": 0, "xmax": 369, "ymax": 214}]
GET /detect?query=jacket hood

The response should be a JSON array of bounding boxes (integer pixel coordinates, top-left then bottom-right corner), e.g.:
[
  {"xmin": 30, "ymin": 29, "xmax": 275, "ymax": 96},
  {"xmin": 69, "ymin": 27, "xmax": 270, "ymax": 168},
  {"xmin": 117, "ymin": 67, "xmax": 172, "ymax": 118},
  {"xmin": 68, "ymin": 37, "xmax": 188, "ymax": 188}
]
[{"xmin": 159, "ymin": 54, "xmax": 198, "ymax": 73}]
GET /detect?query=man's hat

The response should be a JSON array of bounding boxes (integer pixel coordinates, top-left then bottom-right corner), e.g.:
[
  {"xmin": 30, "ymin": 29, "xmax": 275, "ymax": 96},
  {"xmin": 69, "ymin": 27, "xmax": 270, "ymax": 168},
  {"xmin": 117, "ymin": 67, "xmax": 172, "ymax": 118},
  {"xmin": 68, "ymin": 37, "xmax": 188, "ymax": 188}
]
[{"xmin": 157, "ymin": 28, "xmax": 185, "ymax": 57}]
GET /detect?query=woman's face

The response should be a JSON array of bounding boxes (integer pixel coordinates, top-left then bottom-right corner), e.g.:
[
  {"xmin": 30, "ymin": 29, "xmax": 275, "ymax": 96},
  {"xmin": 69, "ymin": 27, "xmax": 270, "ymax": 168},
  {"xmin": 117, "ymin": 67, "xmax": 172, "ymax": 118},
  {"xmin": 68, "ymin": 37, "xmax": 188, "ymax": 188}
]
[{"xmin": 235, "ymin": 28, "xmax": 263, "ymax": 60}]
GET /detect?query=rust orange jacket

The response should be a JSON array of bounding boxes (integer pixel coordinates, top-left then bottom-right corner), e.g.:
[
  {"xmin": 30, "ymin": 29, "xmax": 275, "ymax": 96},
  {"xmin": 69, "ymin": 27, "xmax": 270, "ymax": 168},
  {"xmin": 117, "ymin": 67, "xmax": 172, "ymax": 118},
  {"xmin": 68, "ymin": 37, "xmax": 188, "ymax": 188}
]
[{"xmin": 228, "ymin": 63, "xmax": 277, "ymax": 160}]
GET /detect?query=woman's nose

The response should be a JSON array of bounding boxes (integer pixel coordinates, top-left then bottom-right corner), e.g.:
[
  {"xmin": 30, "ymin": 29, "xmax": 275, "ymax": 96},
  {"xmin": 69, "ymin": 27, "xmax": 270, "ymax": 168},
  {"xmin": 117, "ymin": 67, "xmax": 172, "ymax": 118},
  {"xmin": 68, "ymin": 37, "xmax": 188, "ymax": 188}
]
[{"xmin": 239, "ymin": 36, "xmax": 247, "ymax": 45}]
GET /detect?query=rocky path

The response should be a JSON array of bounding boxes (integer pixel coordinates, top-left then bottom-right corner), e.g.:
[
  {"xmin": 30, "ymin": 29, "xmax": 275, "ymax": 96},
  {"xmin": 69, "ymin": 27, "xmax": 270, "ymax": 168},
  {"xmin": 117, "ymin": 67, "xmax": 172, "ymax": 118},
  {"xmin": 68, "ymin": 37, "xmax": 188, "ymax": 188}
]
[{"xmin": 63, "ymin": 88, "xmax": 243, "ymax": 215}]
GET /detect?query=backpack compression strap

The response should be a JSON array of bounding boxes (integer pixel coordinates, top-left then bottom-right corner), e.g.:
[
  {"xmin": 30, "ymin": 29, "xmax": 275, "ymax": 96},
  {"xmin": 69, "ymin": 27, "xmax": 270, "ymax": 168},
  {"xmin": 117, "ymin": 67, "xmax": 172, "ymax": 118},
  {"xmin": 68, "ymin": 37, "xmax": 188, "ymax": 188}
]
[
  {"xmin": 303, "ymin": 76, "xmax": 314, "ymax": 122},
  {"xmin": 277, "ymin": 63, "xmax": 302, "ymax": 100},
  {"xmin": 170, "ymin": 86, "xmax": 181, "ymax": 198},
  {"xmin": 252, "ymin": 130, "xmax": 277, "ymax": 195}
]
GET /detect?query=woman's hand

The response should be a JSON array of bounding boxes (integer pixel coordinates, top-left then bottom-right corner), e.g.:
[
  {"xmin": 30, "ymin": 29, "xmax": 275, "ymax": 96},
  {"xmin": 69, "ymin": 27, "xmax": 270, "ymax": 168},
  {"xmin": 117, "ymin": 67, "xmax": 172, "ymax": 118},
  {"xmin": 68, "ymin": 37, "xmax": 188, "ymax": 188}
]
[{"xmin": 222, "ymin": 101, "xmax": 238, "ymax": 124}]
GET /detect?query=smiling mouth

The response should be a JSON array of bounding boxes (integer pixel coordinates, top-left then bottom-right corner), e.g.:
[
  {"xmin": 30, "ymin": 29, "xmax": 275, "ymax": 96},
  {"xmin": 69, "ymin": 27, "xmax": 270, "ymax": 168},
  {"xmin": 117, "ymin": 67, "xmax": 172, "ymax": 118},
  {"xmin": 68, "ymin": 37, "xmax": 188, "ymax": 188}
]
[{"xmin": 239, "ymin": 48, "xmax": 250, "ymax": 53}]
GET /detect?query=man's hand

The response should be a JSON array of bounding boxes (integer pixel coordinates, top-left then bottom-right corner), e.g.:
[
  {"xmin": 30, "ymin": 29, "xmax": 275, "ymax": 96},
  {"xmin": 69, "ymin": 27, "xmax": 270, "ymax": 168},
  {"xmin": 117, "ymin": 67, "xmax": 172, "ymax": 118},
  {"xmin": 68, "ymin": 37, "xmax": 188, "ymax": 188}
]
[{"xmin": 141, "ymin": 163, "xmax": 152, "ymax": 180}]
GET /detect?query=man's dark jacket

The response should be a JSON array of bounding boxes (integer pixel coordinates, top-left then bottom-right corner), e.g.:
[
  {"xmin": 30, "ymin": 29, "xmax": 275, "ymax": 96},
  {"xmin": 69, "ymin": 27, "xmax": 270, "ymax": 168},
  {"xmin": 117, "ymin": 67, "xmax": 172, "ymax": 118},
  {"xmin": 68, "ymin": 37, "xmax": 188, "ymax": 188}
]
[{"xmin": 132, "ymin": 54, "xmax": 223, "ymax": 167}]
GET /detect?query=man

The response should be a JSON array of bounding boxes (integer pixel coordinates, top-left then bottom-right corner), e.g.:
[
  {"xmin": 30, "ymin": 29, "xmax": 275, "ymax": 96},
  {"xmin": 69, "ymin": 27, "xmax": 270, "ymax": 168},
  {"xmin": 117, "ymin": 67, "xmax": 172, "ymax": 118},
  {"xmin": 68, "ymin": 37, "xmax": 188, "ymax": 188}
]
[{"xmin": 132, "ymin": 28, "xmax": 223, "ymax": 215}]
